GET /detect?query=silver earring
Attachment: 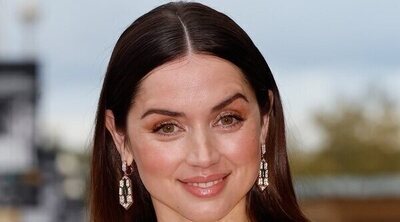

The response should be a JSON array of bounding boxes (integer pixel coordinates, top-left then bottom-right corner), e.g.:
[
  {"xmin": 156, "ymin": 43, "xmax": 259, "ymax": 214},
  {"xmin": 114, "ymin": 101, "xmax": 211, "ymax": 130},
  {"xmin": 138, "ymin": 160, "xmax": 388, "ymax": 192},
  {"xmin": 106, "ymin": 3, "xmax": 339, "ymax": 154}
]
[
  {"xmin": 119, "ymin": 161, "xmax": 133, "ymax": 210},
  {"xmin": 257, "ymin": 144, "xmax": 269, "ymax": 191}
]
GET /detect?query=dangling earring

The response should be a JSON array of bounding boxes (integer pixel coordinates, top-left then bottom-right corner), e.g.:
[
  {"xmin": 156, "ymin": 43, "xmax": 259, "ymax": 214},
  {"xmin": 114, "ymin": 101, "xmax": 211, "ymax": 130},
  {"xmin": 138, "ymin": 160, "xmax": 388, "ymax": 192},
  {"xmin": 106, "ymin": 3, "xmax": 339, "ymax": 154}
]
[
  {"xmin": 119, "ymin": 161, "xmax": 133, "ymax": 210},
  {"xmin": 258, "ymin": 144, "xmax": 269, "ymax": 191}
]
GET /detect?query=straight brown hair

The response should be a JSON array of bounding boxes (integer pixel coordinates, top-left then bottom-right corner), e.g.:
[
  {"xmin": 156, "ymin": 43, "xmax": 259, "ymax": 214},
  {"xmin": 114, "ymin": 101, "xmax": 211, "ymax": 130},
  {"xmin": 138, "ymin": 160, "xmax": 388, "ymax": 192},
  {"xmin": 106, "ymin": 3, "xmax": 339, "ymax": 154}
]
[{"xmin": 90, "ymin": 2, "xmax": 308, "ymax": 221}]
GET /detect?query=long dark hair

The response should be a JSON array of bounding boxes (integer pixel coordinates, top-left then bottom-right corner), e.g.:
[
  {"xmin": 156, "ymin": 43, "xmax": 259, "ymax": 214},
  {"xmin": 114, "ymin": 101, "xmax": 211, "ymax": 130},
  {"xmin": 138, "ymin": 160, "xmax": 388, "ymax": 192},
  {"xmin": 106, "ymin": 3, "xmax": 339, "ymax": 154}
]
[{"xmin": 90, "ymin": 2, "xmax": 307, "ymax": 221}]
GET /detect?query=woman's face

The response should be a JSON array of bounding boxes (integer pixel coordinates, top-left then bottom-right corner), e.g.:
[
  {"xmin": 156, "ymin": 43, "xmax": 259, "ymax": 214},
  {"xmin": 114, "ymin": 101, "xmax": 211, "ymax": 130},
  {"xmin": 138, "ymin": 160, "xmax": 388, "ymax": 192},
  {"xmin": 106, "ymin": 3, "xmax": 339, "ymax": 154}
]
[{"xmin": 124, "ymin": 54, "xmax": 268, "ymax": 221}]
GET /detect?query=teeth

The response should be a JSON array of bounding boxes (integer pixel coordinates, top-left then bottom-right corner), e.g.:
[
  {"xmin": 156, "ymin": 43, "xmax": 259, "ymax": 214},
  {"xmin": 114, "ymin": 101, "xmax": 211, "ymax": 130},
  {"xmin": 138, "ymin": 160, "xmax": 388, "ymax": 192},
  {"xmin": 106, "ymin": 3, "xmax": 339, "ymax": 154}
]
[{"xmin": 188, "ymin": 178, "xmax": 223, "ymax": 188}]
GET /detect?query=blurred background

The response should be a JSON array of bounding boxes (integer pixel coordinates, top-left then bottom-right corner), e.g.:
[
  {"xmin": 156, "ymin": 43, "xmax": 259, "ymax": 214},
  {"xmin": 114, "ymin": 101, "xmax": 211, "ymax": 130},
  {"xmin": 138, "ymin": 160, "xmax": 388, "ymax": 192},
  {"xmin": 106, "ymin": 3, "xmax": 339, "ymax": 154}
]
[{"xmin": 0, "ymin": 0, "xmax": 399, "ymax": 221}]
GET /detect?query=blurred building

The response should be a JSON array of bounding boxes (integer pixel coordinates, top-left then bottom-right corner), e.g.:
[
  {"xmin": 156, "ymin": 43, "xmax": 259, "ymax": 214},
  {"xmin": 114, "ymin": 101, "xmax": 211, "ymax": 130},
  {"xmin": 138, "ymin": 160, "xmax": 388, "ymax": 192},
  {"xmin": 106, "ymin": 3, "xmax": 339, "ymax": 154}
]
[
  {"xmin": 0, "ymin": 61, "xmax": 43, "ymax": 222},
  {"xmin": 0, "ymin": 61, "xmax": 39, "ymax": 204},
  {"xmin": 296, "ymin": 175, "xmax": 400, "ymax": 221},
  {"xmin": 1, "ymin": 2, "xmax": 87, "ymax": 220},
  {"xmin": 0, "ymin": 61, "xmax": 85, "ymax": 222},
  {"xmin": 0, "ymin": 61, "xmax": 78, "ymax": 222}
]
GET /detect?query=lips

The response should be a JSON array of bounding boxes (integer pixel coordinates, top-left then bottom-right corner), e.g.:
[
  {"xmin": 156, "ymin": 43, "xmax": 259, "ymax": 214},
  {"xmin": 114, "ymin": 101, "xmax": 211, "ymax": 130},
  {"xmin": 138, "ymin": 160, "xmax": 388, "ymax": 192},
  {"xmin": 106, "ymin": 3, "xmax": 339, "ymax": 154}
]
[
  {"xmin": 187, "ymin": 178, "xmax": 223, "ymax": 188},
  {"xmin": 179, "ymin": 173, "xmax": 229, "ymax": 198}
]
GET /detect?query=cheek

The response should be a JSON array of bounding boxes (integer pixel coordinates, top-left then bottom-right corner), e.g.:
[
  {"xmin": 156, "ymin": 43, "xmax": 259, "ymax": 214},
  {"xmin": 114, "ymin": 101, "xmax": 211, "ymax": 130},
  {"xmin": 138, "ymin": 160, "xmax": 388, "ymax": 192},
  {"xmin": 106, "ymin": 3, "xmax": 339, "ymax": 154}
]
[
  {"xmin": 219, "ymin": 122, "xmax": 261, "ymax": 165},
  {"xmin": 130, "ymin": 137, "xmax": 183, "ymax": 182}
]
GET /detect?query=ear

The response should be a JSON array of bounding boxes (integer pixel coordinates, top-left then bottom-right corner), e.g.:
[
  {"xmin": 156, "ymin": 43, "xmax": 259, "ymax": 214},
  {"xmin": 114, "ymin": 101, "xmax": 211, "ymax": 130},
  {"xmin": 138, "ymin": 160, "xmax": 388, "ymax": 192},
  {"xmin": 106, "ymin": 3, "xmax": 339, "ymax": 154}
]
[
  {"xmin": 260, "ymin": 90, "xmax": 274, "ymax": 144},
  {"xmin": 105, "ymin": 109, "xmax": 134, "ymax": 165}
]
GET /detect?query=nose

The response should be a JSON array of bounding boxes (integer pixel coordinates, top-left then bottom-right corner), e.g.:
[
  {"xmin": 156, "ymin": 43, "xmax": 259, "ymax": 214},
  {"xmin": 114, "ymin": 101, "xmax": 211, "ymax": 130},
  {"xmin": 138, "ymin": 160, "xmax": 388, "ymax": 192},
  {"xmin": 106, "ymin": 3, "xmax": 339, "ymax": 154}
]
[{"xmin": 185, "ymin": 127, "xmax": 221, "ymax": 168}]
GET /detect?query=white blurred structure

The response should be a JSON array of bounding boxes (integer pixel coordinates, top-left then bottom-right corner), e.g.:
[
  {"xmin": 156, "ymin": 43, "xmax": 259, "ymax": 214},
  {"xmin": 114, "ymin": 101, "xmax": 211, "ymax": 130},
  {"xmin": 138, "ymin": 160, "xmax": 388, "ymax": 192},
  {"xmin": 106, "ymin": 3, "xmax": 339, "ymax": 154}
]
[
  {"xmin": 0, "ymin": 63, "xmax": 37, "ymax": 173},
  {"xmin": 0, "ymin": 0, "xmax": 39, "ymax": 172},
  {"xmin": 0, "ymin": 2, "xmax": 60, "ymax": 222}
]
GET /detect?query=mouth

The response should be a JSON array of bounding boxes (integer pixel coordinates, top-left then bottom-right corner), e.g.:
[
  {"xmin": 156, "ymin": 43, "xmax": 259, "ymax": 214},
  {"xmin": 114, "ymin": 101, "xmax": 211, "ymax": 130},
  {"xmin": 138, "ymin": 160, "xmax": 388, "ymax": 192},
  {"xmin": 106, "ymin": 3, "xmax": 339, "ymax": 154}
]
[
  {"xmin": 179, "ymin": 173, "xmax": 230, "ymax": 198},
  {"xmin": 186, "ymin": 178, "xmax": 224, "ymax": 188}
]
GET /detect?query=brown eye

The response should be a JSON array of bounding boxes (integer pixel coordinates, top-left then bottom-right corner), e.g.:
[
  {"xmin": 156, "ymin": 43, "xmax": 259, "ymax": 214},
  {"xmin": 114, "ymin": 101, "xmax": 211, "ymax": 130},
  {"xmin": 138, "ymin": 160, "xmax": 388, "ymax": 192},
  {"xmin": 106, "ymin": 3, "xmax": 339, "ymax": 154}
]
[
  {"xmin": 152, "ymin": 121, "xmax": 183, "ymax": 136},
  {"xmin": 161, "ymin": 124, "xmax": 175, "ymax": 133},
  {"xmin": 221, "ymin": 116, "xmax": 234, "ymax": 125},
  {"xmin": 214, "ymin": 113, "xmax": 244, "ymax": 128}
]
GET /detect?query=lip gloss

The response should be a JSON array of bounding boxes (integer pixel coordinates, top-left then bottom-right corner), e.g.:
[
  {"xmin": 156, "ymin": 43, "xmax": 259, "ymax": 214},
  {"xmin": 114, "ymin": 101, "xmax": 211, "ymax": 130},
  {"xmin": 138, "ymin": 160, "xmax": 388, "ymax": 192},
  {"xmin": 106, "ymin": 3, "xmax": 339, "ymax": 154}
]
[{"xmin": 179, "ymin": 174, "xmax": 229, "ymax": 198}]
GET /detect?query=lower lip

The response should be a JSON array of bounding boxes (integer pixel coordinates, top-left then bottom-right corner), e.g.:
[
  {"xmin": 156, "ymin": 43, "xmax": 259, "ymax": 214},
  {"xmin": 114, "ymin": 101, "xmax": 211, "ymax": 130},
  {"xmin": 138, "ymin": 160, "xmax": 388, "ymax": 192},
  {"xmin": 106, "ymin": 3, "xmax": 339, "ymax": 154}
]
[{"xmin": 180, "ymin": 176, "xmax": 228, "ymax": 198}]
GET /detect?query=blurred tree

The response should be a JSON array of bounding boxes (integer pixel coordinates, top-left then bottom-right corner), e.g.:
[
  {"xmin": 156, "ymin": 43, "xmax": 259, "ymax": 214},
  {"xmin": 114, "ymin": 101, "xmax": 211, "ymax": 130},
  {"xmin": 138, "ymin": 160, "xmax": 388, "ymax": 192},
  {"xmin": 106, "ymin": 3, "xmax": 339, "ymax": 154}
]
[{"xmin": 291, "ymin": 89, "xmax": 400, "ymax": 176}]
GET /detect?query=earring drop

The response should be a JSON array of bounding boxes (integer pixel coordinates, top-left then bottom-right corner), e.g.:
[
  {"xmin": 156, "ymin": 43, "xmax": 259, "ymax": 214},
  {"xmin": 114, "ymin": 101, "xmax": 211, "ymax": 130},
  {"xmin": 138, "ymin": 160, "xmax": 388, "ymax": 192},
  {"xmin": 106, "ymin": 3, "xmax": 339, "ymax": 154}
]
[
  {"xmin": 119, "ymin": 161, "xmax": 133, "ymax": 210},
  {"xmin": 257, "ymin": 144, "xmax": 269, "ymax": 191}
]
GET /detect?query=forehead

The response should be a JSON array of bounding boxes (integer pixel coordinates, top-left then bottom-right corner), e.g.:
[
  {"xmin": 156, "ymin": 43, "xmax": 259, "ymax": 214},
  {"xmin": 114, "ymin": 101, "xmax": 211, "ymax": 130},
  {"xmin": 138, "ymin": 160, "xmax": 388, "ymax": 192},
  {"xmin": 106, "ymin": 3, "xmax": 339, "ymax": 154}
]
[{"xmin": 133, "ymin": 54, "xmax": 255, "ymax": 111}]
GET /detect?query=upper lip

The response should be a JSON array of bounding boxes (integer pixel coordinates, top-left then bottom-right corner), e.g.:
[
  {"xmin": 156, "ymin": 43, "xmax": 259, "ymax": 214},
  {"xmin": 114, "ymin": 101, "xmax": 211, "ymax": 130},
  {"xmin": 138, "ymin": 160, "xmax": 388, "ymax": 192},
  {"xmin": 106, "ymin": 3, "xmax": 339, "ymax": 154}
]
[{"xmin": 179, "ymin": 173, "xmax": 230, "ymax": 183}]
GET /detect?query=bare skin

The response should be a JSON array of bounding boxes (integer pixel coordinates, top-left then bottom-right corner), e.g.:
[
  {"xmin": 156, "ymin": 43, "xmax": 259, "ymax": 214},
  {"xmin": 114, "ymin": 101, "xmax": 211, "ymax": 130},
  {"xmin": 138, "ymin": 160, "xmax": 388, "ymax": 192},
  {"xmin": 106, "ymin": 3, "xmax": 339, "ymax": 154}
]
[{"xmin": 106, "ymin": 54, "xmax": 269, "ymax": 222}]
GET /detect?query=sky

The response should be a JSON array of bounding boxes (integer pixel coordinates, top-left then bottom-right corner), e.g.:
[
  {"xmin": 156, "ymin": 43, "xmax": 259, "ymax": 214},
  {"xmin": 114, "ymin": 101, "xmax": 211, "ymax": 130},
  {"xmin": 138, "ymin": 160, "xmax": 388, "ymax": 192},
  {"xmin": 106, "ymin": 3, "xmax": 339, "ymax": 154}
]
[{"xmin": 1, "ymin": 0, "xmax": 399, "ymax": 152}]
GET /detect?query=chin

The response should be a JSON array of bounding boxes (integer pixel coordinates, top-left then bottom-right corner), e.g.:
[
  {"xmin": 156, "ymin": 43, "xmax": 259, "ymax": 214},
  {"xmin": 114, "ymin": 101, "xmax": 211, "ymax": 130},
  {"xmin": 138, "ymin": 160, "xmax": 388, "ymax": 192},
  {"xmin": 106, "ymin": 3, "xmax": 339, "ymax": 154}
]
[
  {"xmin": 184, "ymin": 213, "xmax": 225, "ymax": 222},
  {"xmin": 180, "ymin": 203, "xmax": 232, "ymax": 222}
]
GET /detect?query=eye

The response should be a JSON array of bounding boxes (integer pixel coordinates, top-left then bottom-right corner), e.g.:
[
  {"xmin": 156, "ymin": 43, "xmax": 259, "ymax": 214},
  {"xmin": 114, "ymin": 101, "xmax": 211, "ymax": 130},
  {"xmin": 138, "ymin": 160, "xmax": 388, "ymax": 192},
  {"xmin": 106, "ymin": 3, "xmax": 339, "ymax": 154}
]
[
  {"xmin": 221, "ymin": 116, "xmax": 235, "ymax": 125},
  {"xmin": 152, "ymin": 121, "xmax": 183, "ymax": 136},
  {"xmin": 214, "ymin": 113, "xmax": 244, "ymax": 128}
]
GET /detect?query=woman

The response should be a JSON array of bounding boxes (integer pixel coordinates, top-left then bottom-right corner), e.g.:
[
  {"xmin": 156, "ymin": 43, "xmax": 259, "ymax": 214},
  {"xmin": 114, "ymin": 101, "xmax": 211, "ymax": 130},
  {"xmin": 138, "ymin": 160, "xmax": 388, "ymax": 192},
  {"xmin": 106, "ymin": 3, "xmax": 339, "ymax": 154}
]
[{"xmin": 90, "ymin": 2, "xmax": 307, "ymax": 221}]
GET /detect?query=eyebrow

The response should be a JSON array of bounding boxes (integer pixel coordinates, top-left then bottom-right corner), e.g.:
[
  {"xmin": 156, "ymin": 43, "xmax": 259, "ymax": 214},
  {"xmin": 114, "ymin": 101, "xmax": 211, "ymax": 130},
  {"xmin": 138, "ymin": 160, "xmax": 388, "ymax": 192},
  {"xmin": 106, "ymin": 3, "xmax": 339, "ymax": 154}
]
[
  {"xmin": 140, "ymin": 92, "xmax": 249, "ymax": 119},
  {"xmin": 211, "ymin": 93, "xmax": 249, "ymax": 113},
  {"xmin": 141, "ymin": 109, "xmax": 185, "ymax": 119}
]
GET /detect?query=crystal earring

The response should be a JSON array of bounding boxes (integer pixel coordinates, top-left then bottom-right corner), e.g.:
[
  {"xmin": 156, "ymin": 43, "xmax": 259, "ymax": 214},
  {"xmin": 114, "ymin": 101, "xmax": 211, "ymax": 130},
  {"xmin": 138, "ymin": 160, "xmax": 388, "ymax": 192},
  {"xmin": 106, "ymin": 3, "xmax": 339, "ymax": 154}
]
[
  {"xmin": 119, "ymin": 161, "xmax": 133, "ymax": 210},
  {"xmin": 257, "ymin": 144, "xmax": 269, "ymax": 191}
]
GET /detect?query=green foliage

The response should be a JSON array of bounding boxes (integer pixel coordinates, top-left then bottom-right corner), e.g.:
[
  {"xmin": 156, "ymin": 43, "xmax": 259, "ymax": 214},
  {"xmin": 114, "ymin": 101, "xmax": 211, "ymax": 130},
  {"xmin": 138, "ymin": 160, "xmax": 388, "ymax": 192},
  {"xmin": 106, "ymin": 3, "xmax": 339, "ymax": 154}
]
[{"xmin": 291, "ymin": 90, "xmax": 400, "ymax": 176}]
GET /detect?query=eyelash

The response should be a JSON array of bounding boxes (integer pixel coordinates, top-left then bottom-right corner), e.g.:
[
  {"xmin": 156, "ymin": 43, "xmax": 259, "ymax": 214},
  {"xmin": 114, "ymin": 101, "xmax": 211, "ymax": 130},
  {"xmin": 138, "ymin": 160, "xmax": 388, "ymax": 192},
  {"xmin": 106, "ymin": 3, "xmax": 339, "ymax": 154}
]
[
  {"xmin": 152, "ymin": 121, "xmax": 182, "ymax": 136},
  {"xmin": 213, "ymin": 112, "xmax": 244, "ymax": 128},
  {"xmin": 151, "ymin": 112, "xmax": 245, "ymax": 136}
]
